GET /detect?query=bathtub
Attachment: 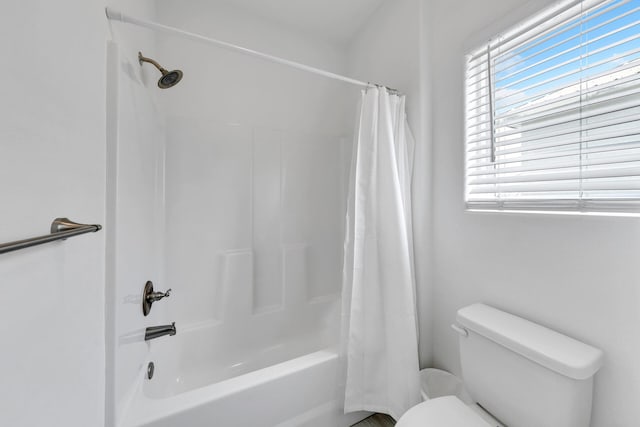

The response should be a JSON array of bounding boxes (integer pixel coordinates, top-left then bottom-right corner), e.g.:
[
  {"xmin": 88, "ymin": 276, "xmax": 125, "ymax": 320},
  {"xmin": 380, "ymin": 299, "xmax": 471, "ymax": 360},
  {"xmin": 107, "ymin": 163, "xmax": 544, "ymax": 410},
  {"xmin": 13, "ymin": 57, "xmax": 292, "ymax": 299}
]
[{"xmin": 121, "ymin": 323, "xmax": 368, "ymax": 427}]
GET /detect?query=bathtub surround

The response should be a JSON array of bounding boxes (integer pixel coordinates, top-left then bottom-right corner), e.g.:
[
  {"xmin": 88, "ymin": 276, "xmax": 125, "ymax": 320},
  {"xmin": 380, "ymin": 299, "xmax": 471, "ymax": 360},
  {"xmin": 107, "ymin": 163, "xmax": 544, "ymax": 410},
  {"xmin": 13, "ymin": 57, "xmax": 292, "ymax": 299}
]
[
  {"xmin": 105, "ymin": 0, "xmax": 381, "ymax": 425},
  {"xmin": 342, "ymin": 87, "xmax": 421, "ymax": 419},
  {"xmin": 106, "ymin": 39, "xmax": 168, "ymax": 427}
]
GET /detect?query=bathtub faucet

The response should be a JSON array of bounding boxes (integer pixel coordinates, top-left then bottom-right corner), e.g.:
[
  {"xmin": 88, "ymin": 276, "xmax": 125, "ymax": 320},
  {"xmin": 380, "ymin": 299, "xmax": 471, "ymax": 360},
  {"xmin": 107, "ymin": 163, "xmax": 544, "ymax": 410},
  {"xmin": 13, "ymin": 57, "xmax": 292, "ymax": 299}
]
[{"xmin": 145, "ymin": 322, "xmax": 177, "ymax": 341}]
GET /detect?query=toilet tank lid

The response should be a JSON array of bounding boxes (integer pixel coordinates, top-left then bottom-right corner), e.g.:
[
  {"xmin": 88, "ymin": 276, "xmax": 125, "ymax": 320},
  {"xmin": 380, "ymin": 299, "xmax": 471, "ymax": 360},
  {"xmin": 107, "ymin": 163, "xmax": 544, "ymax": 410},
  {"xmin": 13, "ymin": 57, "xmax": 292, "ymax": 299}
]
[{"xmin": 457, "ymin": 303, "xmax": 604, "ymax": 380}]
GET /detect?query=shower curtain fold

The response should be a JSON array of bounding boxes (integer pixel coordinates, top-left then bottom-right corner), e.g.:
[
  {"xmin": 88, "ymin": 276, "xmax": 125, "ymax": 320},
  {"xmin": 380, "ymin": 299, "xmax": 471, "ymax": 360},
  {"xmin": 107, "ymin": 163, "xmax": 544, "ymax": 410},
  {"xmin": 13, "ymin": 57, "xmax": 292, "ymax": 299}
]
[{"xmin": 341, "ymin": 87, "xmax": 421, "ymax": 421}]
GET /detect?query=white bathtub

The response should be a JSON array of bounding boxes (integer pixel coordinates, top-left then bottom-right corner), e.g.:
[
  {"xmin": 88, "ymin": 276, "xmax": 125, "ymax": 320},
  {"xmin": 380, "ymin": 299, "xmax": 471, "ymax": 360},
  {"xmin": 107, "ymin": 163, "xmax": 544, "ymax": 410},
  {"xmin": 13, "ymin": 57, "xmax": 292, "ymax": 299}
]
[{"xmin": 121, "ymin": 324, "xmax": 368, "ymax": 427}]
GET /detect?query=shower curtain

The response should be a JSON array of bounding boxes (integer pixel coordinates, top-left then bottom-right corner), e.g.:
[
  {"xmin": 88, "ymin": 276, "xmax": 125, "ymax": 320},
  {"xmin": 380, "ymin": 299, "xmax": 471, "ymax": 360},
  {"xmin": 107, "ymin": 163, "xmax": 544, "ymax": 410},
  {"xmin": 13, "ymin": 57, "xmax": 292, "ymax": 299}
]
[{"xmin": 342, "ymin": 87, "xmax": 421, "ymax": 420}]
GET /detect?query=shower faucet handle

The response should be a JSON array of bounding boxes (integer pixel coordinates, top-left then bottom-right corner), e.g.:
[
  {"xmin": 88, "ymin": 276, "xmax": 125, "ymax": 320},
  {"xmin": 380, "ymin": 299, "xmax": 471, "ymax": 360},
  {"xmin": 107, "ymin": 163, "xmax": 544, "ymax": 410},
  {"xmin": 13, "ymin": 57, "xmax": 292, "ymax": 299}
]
[
  {"xmin": 147, "ymin": 288, "xmax": 171, "ymax": 302},
  {"xmin": 142, "ymin": 281, "xmax": 171, "ymax": 316}
]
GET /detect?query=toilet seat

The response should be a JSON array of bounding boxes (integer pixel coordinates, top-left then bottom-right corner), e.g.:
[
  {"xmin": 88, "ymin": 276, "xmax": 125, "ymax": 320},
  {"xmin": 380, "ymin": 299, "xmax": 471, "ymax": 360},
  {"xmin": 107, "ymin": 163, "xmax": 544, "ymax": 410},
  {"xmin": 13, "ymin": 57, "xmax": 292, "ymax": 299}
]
[{"xmin": 396, "ymin": 396, "xmax": 492, "ymax": 427}]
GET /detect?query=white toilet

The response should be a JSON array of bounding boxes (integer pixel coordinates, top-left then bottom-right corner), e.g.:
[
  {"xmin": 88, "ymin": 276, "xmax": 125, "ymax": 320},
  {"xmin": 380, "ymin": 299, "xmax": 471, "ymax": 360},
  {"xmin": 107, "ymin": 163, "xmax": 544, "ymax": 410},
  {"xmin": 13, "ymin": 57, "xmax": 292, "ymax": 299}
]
[{"xmin": 398, "ymin": 303, "xmax": 604, "ymax": 427}]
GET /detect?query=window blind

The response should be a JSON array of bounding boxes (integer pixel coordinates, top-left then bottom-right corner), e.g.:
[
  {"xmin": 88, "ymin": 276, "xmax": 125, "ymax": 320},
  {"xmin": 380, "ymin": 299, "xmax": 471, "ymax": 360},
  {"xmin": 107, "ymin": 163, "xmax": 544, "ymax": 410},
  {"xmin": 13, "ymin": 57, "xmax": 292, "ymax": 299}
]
[{"xmin": 465, "ymin": 0, "xmax": 640, "ymax": 212}]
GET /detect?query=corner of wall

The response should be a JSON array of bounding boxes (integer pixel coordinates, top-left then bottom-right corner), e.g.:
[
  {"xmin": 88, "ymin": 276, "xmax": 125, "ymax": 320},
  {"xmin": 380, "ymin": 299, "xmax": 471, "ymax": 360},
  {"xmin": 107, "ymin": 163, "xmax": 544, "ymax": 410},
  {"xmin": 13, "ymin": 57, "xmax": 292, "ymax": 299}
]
[{"xmin": 416, "ymin": 0, "xmax": 435, "ymax": 368}]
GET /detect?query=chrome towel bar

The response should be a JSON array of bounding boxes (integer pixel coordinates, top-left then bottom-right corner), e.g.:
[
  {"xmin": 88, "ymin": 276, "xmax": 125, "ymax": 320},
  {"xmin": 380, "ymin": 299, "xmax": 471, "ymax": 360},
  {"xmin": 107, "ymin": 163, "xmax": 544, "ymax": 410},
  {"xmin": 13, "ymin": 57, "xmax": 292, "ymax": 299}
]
[{"xmin": 0, "ymin": 218, "xmax": 102, "ymax": 255}]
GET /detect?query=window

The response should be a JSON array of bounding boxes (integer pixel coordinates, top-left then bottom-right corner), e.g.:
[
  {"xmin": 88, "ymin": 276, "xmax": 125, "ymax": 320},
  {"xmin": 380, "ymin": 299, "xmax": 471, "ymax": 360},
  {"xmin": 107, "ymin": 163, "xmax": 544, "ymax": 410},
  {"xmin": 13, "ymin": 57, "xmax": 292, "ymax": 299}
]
[{"xmin": 465, "ymin": 0, "xmax": 640, "ymax": 212}]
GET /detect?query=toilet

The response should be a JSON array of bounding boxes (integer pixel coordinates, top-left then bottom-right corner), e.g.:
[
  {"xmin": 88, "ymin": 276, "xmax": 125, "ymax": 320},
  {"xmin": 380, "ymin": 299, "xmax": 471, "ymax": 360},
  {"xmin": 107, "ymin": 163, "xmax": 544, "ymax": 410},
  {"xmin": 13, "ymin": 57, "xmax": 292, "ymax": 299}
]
[{"xmin": 397, "ymin": 303, "xmax": 604, "ymax": 427}]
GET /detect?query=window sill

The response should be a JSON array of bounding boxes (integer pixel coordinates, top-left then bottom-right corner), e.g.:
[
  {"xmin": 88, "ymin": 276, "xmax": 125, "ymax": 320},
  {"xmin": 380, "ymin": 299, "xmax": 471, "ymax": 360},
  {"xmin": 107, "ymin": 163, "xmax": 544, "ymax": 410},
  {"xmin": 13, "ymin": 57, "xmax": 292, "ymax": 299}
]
[{"xmin": 466, "ymin": 208, "xmax": 640, "ymax": 219}]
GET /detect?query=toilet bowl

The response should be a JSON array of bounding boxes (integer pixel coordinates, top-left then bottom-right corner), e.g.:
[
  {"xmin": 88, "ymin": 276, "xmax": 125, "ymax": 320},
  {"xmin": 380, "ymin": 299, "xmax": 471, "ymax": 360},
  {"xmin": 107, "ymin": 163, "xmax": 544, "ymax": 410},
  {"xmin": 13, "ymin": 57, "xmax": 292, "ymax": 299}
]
[
  {"xmin": 398, "ymin": 396, "xmax": 501, "ymax": 426},
  {"xmin": 419, "ymin": 368, "xmax": 471, "ymax": 403},
  {"xmin": 397, "ymin": 303, "xmax": 604, "ymax": 427}
]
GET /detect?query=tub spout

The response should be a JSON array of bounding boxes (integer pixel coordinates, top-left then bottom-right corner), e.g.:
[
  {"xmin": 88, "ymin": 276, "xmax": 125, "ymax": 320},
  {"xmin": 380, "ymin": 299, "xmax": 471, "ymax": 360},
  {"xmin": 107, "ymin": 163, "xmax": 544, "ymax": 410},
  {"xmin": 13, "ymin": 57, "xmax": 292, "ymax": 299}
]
[{"xmin": 145, "ymin": 322, "xmax": 177, "ymax": 341}]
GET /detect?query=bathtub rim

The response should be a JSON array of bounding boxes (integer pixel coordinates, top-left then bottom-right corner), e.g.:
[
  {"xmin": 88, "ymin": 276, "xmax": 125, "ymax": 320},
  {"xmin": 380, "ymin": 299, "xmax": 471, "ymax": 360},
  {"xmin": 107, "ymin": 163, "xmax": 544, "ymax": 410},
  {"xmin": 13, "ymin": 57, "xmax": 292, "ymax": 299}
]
[{"xmin": 120, "ymin": 348, "xmax": 346, "ymax": 427}]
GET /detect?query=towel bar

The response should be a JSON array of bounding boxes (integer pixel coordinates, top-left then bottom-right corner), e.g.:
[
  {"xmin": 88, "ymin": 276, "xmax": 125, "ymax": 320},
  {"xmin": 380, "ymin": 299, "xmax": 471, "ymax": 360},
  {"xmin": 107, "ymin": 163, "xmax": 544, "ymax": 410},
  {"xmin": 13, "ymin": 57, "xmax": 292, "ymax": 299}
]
[{"xmin": 0, "ymin": 218, "xmax": 102, "ymax": 255}]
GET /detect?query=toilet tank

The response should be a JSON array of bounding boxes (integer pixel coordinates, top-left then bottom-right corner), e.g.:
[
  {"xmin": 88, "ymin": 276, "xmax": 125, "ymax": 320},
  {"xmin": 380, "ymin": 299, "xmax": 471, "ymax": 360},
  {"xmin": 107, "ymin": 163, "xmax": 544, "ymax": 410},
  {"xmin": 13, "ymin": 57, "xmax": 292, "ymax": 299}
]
[{"xmin": 455, "ymin": 304, "xmax": 603, "ymax": 427}]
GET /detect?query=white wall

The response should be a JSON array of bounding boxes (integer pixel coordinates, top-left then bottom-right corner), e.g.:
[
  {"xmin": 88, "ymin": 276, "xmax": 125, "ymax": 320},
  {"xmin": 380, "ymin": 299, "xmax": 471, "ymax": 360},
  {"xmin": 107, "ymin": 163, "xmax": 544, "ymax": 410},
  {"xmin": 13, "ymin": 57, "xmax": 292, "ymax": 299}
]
[
  {"xmin": 0, "ymin": 1, "xmax": 107, "ymax": 426},
  {"xmin": 155, "ymin": 0, "xmax": 357, "ymax": 133},
  {"xmin": 347, "ymin": 0, "xmax": 433, "ymax": 367},
  {"xmin": 429, "ymin": 1, "xmax": 640, "ymax": 426}
]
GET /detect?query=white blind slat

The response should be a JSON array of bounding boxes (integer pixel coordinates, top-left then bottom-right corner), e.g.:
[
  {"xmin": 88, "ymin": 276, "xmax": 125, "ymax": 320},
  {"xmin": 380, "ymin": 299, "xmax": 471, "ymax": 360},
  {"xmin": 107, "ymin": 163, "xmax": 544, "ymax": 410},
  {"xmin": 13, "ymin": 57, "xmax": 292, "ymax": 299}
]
[
  {"xmin": 467, "ymin": 112, "xmax": 640, "ymax": 149},
  {"xmin": 495, "ymin": 2, "xmax": 638, "ymax": 75},
  {"xmin": 490, "ymin": 0, "xmax": 620, "ymax": 62},
  {"xmin": 470, "ymin": 180, "xmax": 640, "ymax": 195},
  {"xmin": 470, "ymin": 105, "xmax": 640, "ymax": 146},
  {"xmin": 468, "ymin": 93, "xmax": 640, "ymax": 141},
  {"xmin": 477, "ymin": 60, "xmax": 640, "ymax": 116},
  {"xmin": 469, "ymin": 140, "xmax": 640, "ymax": 169},
  {"xmin": 494, "ymin": 42, "xmax": 640, "ymax": 108},
  {"xmin": 469, "ymin": 165, "xmax": 640, "ymax": 185},
  {"xmin": 469, "ymin": 150, "xmax": 640, "ymax": 176},
  {"xmin": 497, "ymin": 17, "xmax": 640, "ymax": 88}
]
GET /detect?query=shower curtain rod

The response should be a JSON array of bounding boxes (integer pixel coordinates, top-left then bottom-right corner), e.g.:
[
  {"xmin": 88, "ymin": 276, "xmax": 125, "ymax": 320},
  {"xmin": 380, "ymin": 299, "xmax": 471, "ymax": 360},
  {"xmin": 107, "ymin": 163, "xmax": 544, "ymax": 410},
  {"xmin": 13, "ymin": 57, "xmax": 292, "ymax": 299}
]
[{"xmin": 105, "ymin": 8, "xmax": 396, "ymax": 91}]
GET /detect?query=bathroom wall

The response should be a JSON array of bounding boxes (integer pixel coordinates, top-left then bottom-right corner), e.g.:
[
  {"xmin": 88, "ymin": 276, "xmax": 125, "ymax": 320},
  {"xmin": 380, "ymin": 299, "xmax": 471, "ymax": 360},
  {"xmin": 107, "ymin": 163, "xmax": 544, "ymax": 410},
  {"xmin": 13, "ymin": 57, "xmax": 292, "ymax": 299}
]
[
  {"xmin": 7, "ymin": 2, "xmax": 637, "ymax": 427},
  {"xmin": 346, "ymin": 0, "xmax": 434, "ymax": 367},
  {"xmin": 1, "ymin": 1, "xmax": 163, "ymax": 426},
  {"xmin": 429, "ymin": 0, "xmax": 640, "ymax": 425},
  {"xmin": 0, "ymin": 1, "xmax": 107, "ymax": 426},
  {"xmin": 155, "ymin": 0, "xmax": 357, "ymax": 132}
]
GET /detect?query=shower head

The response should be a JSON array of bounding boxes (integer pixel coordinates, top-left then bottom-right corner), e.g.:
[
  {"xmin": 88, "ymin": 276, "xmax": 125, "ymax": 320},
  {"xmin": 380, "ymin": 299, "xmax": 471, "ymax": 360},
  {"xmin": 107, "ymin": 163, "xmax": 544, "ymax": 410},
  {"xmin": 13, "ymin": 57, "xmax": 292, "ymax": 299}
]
[
  {"xmin": 157, "ymin": 69, "xmax": 183, "ymax": 89},
  {"xmin": 138, "ymin": 52, "xmax": 183, "ymax": 89}
]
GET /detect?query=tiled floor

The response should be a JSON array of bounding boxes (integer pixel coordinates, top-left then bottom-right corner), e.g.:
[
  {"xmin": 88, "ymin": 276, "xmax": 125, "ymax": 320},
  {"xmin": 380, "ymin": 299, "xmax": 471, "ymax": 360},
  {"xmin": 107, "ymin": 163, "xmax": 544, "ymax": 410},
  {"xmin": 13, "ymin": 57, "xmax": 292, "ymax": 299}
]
[{"xmin": 351, "ymin": 413, "xmax": 396, "ymax": 427}]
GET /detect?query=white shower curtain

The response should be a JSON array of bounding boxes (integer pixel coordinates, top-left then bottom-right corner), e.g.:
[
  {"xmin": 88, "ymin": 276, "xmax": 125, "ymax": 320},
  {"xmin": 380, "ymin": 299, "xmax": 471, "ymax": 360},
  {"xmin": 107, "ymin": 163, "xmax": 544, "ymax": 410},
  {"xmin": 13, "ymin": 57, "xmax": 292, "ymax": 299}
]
[{"xmin": 341, "ymin": 87, "xmax": 421, "ymax": 420}]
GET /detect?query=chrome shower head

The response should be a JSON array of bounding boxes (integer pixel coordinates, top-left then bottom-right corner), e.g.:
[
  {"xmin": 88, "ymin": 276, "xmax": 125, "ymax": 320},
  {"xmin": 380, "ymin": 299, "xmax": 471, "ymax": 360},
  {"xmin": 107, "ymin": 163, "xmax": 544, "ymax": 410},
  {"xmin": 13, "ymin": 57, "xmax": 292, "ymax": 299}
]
[{"xmin": 138, "ymin": 52, "xmax": 183, "ymax": 89}]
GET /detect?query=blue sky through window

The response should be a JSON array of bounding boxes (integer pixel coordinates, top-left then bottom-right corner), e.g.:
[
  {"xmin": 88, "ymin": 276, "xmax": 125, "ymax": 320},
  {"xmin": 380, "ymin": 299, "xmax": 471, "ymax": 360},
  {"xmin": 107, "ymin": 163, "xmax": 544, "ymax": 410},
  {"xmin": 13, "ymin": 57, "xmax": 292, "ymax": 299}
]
[{"xmin": 493, "ymin": 0, "xmax": 640, "ymax": 115}]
